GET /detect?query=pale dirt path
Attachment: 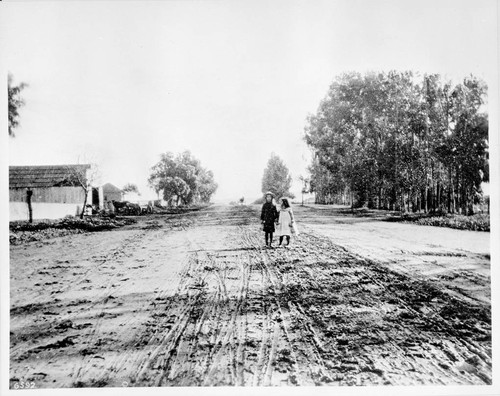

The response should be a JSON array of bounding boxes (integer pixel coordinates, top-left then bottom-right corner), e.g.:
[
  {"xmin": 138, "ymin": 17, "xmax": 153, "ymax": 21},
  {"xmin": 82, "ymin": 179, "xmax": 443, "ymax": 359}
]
[{"xmin": 9, "ymin": 204, "xmax": 491, "ymax": 388}]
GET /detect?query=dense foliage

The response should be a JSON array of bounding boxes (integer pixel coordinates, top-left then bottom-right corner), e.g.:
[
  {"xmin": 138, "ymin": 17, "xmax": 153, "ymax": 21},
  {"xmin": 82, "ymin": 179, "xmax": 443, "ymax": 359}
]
[
  {"xmin": 122, "ymin": 183, "xmax": 140, "ymax": 195},
  {"xmin": 305, "ymin": 71, "xmax": 488, "ymax": 214},
  {"xmin": 8, "ymin": 73, "xmax": 28, "ymax": 137},
  {"xmin": 148, "ymin": 151, "xmax": 218, "ymax": 206}
]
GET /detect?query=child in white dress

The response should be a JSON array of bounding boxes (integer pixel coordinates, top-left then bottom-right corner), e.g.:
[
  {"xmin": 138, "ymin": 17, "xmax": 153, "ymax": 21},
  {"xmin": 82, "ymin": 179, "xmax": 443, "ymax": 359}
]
[{"xmin": 276, "ymin": 198, "xmax": 295, "ymax": 247}]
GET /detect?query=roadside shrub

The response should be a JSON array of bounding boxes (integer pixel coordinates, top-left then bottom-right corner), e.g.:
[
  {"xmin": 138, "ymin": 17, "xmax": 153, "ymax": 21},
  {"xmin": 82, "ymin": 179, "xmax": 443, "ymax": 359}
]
[
  {"xmin": 396, "ymin": 213, "xmax": 490, "ymax": 231},
  {"xmin": 9, "ymin": 216, "xmax": 137, "ymax": 245}
]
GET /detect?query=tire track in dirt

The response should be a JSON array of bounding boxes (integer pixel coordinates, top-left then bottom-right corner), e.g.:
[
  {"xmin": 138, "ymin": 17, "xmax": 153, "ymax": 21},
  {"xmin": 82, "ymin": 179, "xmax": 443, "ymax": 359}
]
[
  {"xmin": 10, "ymin": 230, "xmax": 147, "ymax": 363},
  {"xmin": 68, "ymin": 228, "xmax": 173, "ymax": 386},
  {"xmin": 124, "ymin": 205, "xmax": 491, "ymax": 386},
  {"xmin": 10, "ymin": 214, "xmax": 200, "ymax": 388},
  {"xmin": 69, "ymin": 221, "xmax": 208, "ymax": 387},
  {"xmin": 119, "ymin": 206, "xmax": 293, "ymax": 386},
  {"xmin": 137, "ymin": 241, "xmax": 251, "ymax": 385},
  {"xmin": 10, "ymin": 204, "xmax": 491, "ymax": 387},
  {"xmin": 261, "ymin": 226, "xmax": 491, "ymax": 385},
  {"xmin": 238, "ymin": 227, "xmax": 302, "ymax": 386}
]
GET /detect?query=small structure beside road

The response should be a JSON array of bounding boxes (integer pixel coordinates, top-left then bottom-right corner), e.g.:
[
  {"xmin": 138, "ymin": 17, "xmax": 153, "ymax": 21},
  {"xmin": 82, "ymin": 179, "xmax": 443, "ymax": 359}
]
[
  {"xmin": 9, "ymin": 164, "xmax": 93, "ymax": 221},
  {"xmin": 102, "ymin": 182, "xmax": 123, "ymax": 204}
]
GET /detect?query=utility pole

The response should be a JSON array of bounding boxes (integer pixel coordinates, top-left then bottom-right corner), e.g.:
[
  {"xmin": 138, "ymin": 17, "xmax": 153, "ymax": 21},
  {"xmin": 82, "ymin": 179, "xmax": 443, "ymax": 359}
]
[{"xmin": 26, "ymin": 189, "xmax": 33, "ymax": 223}]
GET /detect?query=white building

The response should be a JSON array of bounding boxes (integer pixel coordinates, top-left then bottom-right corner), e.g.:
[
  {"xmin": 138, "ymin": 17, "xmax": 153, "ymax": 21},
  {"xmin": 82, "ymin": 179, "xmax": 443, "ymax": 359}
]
[{"xmin": 9, "ymin": 164, "xmax": 93, "ymax": 221}]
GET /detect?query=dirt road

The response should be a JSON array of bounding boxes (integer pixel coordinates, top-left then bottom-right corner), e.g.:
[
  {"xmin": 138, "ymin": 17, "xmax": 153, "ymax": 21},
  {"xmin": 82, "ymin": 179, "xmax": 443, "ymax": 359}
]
[{"xmin": 9, "ymin": 204, "xmax": 491, "ymax": 388}]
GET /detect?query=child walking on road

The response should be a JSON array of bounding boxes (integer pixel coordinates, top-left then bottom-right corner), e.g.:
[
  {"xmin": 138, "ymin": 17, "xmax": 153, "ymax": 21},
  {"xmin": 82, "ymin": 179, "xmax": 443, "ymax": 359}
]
[
  {"xmin": 276, "ymin": 197, "xmax": 296, "ymax": 247},
  {"xmin": 260, "ymin": 192, "xmax": 278, "ymax": 248}
]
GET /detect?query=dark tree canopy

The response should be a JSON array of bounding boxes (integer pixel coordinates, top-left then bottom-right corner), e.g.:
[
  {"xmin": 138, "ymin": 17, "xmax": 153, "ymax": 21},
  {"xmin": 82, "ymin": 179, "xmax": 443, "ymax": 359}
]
[
  {"xmin": 8, "ymin": 73, "xmax": 28, "ymax": 137},
  {"xmin": 148, "ymin": 151, "xmax": 218, "ymax": 206},
  {"xmin": 304, "ymin": 71, "xmax": 488, "ymax": 215},
  {"xmin": 261, "ymin": 153, "xmax": 294, "ymax": 199}
]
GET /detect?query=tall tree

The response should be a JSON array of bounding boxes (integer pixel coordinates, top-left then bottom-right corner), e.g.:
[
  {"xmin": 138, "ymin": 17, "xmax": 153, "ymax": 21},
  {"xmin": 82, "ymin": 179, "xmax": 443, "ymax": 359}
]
[
  {"xmin": 148, "ymin": 151, "xmax": 218, "ymax": 206},
  {"xmin": 8, "ymin": 73, "xmax": 28, "ymax": 137},
  {"xmin": 197, "ymin": 169, "xmax": 218, "ymax": 203},
  {"xmin": 261, "ymin": 153, "xmax": 294, "ymax": 199}
]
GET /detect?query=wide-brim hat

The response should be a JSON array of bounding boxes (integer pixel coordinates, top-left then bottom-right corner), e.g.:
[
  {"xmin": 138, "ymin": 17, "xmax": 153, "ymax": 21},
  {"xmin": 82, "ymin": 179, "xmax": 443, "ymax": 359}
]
[{"xmin": 264, "ymin": 191, "xmax": 274, "ymax": 197}]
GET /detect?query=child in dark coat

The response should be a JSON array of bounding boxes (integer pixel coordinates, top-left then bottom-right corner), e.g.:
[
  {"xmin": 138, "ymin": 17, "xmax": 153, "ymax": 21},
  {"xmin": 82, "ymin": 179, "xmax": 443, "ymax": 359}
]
[{"xmin": 260, "ymin": 192, "xmax": 278, "ymax": 247}]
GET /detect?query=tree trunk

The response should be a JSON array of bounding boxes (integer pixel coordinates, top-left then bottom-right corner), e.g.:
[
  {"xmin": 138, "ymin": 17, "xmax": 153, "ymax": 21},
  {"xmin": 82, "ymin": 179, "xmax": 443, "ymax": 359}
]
[
  {"xmin": 350, "ymin": 187, "xmax": 354, "ymax": 212},
  {"xmin": 80, "ymin": 189, "xmax": 88, "ymax": 219},
  {"xmin": 446, "ymin": 173, "xmax": 453, "ymax": 213},
  {"xmin": 451, "ymin": 185, "xmax": 456, "ymax": 214},
  {"xmin": 438, "ymin": 181, "xmax": 442, "ymax": 213},
  {"xmin": 424, "ymin": 182, "xmax": 428, "ymax": 213}
]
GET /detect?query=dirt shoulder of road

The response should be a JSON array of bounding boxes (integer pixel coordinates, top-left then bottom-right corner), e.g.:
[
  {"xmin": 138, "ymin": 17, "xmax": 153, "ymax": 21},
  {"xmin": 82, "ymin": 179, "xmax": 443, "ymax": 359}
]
[
  {"xmin": 295, "ymin": 203, "xmax": 490, "ymax": 231},
  {"xmin": 294, "ymin": 204, "xmax": 490, "ymax": 303}
]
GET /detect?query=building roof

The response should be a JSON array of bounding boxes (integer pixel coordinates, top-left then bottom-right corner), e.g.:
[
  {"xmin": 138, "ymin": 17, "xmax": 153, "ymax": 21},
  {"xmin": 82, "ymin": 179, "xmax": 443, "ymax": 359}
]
[
  {"xmin": 9, "ymin": 165, "xmax": 91, "ymax": 188},
  {"xmin": 101, "ymin": 183, "xmax": 122, "ymax": 193}
]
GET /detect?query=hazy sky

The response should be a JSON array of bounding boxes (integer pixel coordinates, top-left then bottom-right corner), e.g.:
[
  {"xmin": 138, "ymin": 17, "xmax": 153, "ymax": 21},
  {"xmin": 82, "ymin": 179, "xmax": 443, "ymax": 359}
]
[{"xmin": 2, "ymin": 0, "xmax": 498, "ymax": 201}]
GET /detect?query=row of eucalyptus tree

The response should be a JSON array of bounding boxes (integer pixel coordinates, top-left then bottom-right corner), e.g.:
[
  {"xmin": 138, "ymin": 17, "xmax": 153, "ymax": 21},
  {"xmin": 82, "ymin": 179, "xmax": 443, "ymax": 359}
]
[{"xmin": 305, "ymin": 71, "xmax": 488, "ymax": 214}]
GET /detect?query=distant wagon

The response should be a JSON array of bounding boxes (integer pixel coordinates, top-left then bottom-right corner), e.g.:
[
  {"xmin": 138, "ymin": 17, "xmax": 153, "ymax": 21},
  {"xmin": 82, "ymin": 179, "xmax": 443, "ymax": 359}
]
[{"xmin": 9, "ymin": 164, "xmax": 93, "ymax": 221}]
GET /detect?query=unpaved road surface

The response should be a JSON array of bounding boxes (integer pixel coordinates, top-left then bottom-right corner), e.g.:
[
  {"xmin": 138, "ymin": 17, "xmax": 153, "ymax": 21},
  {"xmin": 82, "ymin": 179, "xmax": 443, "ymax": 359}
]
[{"xmin": 9, "ymin": 204, "xmax": 491, "ymax": 388}]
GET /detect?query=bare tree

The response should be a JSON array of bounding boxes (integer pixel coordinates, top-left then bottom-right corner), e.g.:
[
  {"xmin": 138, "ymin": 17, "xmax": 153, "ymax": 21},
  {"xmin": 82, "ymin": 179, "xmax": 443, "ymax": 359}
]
[{"xmin": 66, "ymin": 164, "xmax": 100, "ymax": 219}]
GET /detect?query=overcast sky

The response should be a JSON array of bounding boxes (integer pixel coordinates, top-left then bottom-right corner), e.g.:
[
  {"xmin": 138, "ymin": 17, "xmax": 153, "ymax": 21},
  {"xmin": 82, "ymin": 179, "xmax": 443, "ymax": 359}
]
[{"xmin": 2, "ymin": 0, "xmax": 497, "ymax": 202}]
